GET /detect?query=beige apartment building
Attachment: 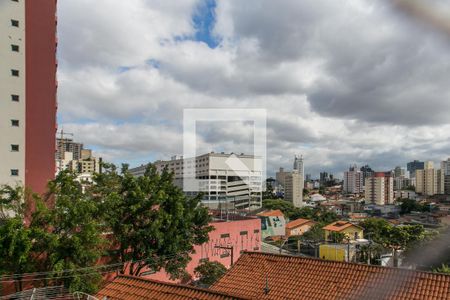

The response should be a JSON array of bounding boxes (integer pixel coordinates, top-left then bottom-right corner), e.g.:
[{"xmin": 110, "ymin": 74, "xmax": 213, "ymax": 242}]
[
  {"xmin": 284, "ymin": 170, "xmax": 304, "ymax": 208},
  {"xmin": 415, "ymin": 161, "xmax": 444, "ymax": 196},
  {"xmin": 365, "ymin": 172, "xmax": 394, "ymax": 205}
]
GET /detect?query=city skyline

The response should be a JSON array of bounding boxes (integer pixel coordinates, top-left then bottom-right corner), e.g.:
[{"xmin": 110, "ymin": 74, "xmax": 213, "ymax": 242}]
[{"xmin": 56, "ymin": 0, "xmax": 450, "ymax": 178}]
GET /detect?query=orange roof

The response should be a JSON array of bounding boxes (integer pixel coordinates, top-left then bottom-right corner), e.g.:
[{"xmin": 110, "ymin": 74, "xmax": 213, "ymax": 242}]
[
  {"xmin": 322, "ymin": 221, "xmax": 362, "ymax": 232},
  {"xmin": 285, "ymin": 218, "xmax": 315, "ymax": 229},
  {"xmin": 257, "ymin": 210, "xmax": 284, "ymax": 217},
  {"xmin": 211, "ymin": 252, "xmax": 450, "ymax": 300},
  {"xmin": 97, "ymin": 275, "xmax": 248, "ymax": 300}
]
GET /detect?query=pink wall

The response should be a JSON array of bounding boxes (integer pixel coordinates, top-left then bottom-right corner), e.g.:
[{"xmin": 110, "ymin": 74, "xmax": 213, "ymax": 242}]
[{"xmin": 144, "ymin": 217, "xmax": 261, "ymax": 282}]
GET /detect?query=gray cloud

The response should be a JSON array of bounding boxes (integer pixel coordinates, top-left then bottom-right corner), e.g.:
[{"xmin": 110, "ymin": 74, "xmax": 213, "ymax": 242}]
[{"xmin": 57, "ymin": 0, "xmax": 450, "ymax": 178}]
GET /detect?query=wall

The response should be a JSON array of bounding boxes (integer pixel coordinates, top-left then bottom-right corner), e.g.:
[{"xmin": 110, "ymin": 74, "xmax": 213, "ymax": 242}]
[
  {"xmin": 143, "ymin": 217, "xmax": 261, "ymax": 282},
  {"xmin": 25, "ymin": 0, "xmax": 57, "ymax": 195},
  {"xmin": 0, "ymin": 0, "xmax": 26, "ymax": 186}
]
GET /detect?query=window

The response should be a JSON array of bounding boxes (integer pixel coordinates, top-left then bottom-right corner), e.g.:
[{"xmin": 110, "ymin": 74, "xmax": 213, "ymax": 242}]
[
  {"xmin": 11, "ymin": 69, "xmax": 19, "ymax": 77},
  {"xmin": 11, "ymin": 145, "xmax": 19, "ymax": 151},
  {"xmin": 11, "ymin": 44, "xmax": 19, "ymax": 52},
  {"xmin": 11, "ymin": 19, "xmax": 19, "ymax": 27},
  {"xmin": 10, "ymin": 169, "xmax": 19, "ymax": 176},
  {"xmin": 11, "ymin": 94, "xmax": 19, "ymax": 102},
  {"xmin": 11, "ymin": 120, "xmax": 19, "ymax": 127}
]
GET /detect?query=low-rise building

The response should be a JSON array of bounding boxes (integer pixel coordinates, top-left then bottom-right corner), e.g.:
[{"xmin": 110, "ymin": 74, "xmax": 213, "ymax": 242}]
[
  {"xmin": 285, "ymin": 218, "xmax": 315, "ymax": 237},
  {"xmin": 323, "ymin": 221, "xmax": 364, "ymax": 241},
  {"xmin": 256, "ymin": 210, "xmax": 286, "ymax": 239}
]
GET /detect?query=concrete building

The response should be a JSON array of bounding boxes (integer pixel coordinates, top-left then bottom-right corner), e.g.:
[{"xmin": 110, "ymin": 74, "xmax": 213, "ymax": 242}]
[
  {"xmin": 441, "ymin": 158, "xmax": 450, "ymax": 195},
  {"xmin": 394, "ymin": 190, "xmax": 418, "ymax": 200},
  {"xmin": 415, "ymin": 162, "xmax": 443, "ymax": 196},
  {"xmin": 0, "ymin": 0, "xmax": 57, "ymax": 194},
  {"xmin": 407, "ymin": 160, "xmax": 425, "ymax": 179},
  {"xmin": 56, "ymin": 138, "xmax": 83, "ymax": 161},
  {"xmin": 293, "ymin": 154, "xmax": 304, "ymax": 177},
  {"xmin": 365, "ymin": 172, "xmax": 394, "ymax": 205},
  {"xmin": 360, "ymin": 165, "xmax": 374, "ymax": 186},
  {"xmin": 275, "ymin": 167, "xmax": 289, "ymax": 188},
  {"xmin": 343, "ymin": 165, "xmax": 363, "ymax": 194},
  {"xmin": 129, "ymin": 152, "xmax": 262, "ymax": 211},
  {"xmin": 284, "ymin": 170, "xmax": 304, "ymax": 207},
  {"xmin": 394, "ymin": 166, "xmax": 405, "ymax": 178}
]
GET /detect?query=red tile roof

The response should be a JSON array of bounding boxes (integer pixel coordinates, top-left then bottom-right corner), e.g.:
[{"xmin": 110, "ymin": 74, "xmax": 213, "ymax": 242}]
[
  {"xmin": 211, "ymin": 252, "xmax": 450, "ymax": 300},
  {"xmin": 322, "ymin": 221, "xmax": 362, "ymax": 232},
  {"xmin": 285, "ymin": 218, "xmax": 315, "ymax": 229},
  {"xmin": 97, "ymin": 275, "xmax": 248, "ymax": 300},
  {"xmin": 257, "ymin": 210, "xmax": 284, "ymax": 217}
]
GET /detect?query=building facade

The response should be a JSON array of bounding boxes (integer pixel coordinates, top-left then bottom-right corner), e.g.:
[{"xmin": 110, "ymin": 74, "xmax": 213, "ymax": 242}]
[
  {"xmin": 441, "ymin": 158, "xmax": 450, "ymax": 195},
  {"xmin": 284, "ymin": 170, "xmax": 304, "ymax": 207},
  {"xmin": 415, "ymin": 162, "xmax": 443, "ymax": 196},
  {"xmin": 407, "ymin": 160, "xmax": 424, "ymax": 179},
  {"xmin": 365, "ymin": 172, "xmax": 394, "ymax": 205},
  {"xmin": 56, "ymin": 138, "xmax": 83, "ymax": 160},
  {"xmin": 0, "ymin": 0, "xmax": 57, "ymax": 194},
  {"xmin": 129, "ymin": 152, "xmax": 262, "ymax": 211},
  {"xmin": 343, "ymin": 165, "xmax": 364, "ymax": 194}
]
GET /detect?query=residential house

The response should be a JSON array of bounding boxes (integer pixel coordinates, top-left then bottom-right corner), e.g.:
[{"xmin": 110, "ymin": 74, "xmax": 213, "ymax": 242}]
[
  {"xmin": 285, "ymin": 218, "xmax": 315, "ymax": 237},
  {"xmin": 323, "ymin": 221, "xmax": 364, "ymax": 241},
  {"xmin": 257, "ymin": 210, "xmax": 286, "ymax": 239}
]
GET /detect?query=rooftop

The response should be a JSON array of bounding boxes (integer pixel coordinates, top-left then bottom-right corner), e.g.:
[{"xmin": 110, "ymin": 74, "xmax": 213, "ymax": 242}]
[
  {"xmin": 322, "ymin": 221, "xmax": 362, "ymax": 232},
  {"xmin": 96, "ymin": 275, "xmax": 247, "ymax": 300},
  {"xmin": 211, "ymin": 252, "xmax": 450, "ymax": 300},
  {"xmin": 285, "ymin": 218, "xmax": 315, "ymax": 229},
  {"xmin": 257, "ymin": 210, "xmax": 284, "ymax": 217}
]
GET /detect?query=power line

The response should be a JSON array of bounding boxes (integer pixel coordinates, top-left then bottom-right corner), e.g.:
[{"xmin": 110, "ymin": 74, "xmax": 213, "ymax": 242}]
[{"xmin": 0, "ymin": 252, "xmax": 187, "ymax": 283}]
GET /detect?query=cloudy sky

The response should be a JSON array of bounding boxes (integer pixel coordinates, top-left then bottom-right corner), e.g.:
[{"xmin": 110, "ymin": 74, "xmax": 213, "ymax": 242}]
[{"xmin": 57, "ymin": 0, "xmax": 450, "ymax": 178}]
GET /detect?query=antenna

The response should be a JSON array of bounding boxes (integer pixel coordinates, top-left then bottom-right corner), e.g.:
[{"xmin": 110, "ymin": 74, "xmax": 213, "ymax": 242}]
[{"xmin": 263, "ymin": 274, "xmax": 270, "ymax": 295}]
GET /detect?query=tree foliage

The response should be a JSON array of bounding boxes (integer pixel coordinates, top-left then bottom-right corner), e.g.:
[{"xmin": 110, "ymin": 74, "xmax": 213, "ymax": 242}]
[
  {"xmin": 262, "ymin": 199, "xmax": 339, "ymax": 224},
  {"xmin": 194, "ymin": 261, "xmax": 227, "ymax": 287},
  {"xmin": 397, "ymin": 198, "xmax": 430, "ymax": 214},
  {"xmin": 92, "ymin": 164, "xmax": 213, "ymax": 279}
]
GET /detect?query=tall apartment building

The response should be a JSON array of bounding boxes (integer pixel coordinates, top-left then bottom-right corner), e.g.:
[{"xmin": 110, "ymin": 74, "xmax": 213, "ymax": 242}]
[
  {"xmin": 56, "ymin": 138, "xmax": 83, "ymax": 160},
  {"xmin": 129, "ymin": 152, "xmax": 262, "ymax": 211},
  {"xmin": 284, "ymin": 170, "xmax": 304, "ymax": 208},
  {"xmin": 415, "ymin": 162, "xmax": 443, "ymax": 196},
  {"xmin": 276, "ymin": 167, "xmax": 289, "ymax": 187},
  {"xmin": 365, "ymin": 172, "xmax": 394, "ymax": 205},
  {"xmin": 0, "ymin": 0, "xmax": 57, "ymax": 194},
  {"xmin": 407, "ymin": 160, "xmax": 424, "ymax": 179},
  {"xmin": 293, "ymin": 154, "xmax": 304, "ymax": 177},
  {"xmin": 394, "ymin": 166, "xmax": 405, "ymax": 178},
  {"xmin": 441, "ymin": 158, "xmax": 450, "ymax": 195},
  {"xmin": 360, "ymin": 165, "xmax": 374, "ymax": 186},
  {"xmin": 343, "ymin": 165, "xmax": 364, "ymax": 194}
]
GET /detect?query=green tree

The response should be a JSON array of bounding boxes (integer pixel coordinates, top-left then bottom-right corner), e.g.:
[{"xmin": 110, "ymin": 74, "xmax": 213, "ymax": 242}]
[
  {"xmin": 397, "ymin": 198, "xmax": 428, "ymax": 214},
  {"xmin": 30, "ymin": 171, "xmax": 106, "ymax": 293},
  {"xmin": 433, "ymin": 264, "xmax": 450, "ymax": 275},
  {"xmin": 0, "ymin": 185, "xmax": 36, "ymax": 292},
  {"xmin": 93, "ymin": 164, "xmax": 212, "ymax": 280},
  {"xmin": 300, "ymin": 224, "xmax": 325, "ymax": 243},
  {"xmin": 262, "ymin": 182, "xmax": 274, "ymax": 200},
  {"xmin": 328, "ymin": 231, "xmax": 346, "ymax": 243},
  {"xmin": 194, "ymin": 261, "xmax": 227, "ymax": 287}
]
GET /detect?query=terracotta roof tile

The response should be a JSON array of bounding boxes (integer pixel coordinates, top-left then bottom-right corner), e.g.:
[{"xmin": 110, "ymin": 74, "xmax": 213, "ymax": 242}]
[
  {"xmin": 97, "ymin": 275, "xmax": 248, "ymax": 300},
  {"xmin": 257, "ymin": 210, "xmax": 284, "ymax": 217},
  {"xmin": 285, "ymin": 218, "xmax": 315, "ymax": 229},
  {"xmin": 322, "ymin": 221, "xmax": 362, "ymax": 232},
  {"xmin": 211, "ymin": 252, "xmax": 450, "ymax": 300}
]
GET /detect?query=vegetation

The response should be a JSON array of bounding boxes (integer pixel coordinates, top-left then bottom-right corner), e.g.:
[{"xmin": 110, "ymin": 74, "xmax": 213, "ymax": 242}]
[
  {"xmin": 434, "ymin": 264, "xmax": 450, "ymax": 275},
  {"xmin": 0, "ymin": 163, "xmax": 213, "ymax": 294},
  {"xmin": 194, "ymin": 261, "xmax": 227, "ymax": 287},
  {"xmin": 92, "ymin": 164, "xmax": 212, "ymax": 279},
  {"xmin": 397, "ymin": 198, "xmax": 431, "ymax": 214},
  {"xmin": 262, "ymin": 199, "xmax": 339, "ymax": 224}
]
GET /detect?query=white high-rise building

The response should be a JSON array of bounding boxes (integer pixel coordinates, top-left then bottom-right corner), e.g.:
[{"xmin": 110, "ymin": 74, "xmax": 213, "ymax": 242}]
[
  {"xmin": 284, "ymin": 170, "xmax": 304, "ymax": 208},
  {"xmin": 344, "ymin": 165, "xmax": 364, "ymax": 194},
  {"xmin": 129, "ymin": 152, "xmax": 262, "ymax": 211},
  {"xmin": 293, "ymin": 154, "xmax": 304, "ymax": 177}
]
